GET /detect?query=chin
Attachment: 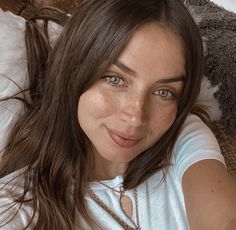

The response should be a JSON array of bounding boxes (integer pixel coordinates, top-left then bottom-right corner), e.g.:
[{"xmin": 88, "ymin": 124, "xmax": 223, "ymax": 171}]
[{"xmin": 102, "ymin": 151, "xmax": 141, "ymax": 164}]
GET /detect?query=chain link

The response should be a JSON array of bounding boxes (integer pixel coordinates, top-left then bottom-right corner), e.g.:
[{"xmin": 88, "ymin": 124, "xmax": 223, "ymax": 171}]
[{"xmin": 87, "ymin": 186, "xmax": 141, "ymax": 230}]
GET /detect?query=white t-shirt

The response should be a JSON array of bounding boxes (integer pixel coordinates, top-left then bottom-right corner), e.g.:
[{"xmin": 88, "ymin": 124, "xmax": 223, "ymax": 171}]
[{"xmin": 0, "ymin": 114, "xmax": 225, "ymax": 229}]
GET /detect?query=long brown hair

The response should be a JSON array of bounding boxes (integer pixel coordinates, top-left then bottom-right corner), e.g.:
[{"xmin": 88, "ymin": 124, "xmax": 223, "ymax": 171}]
[{"xmin": 0, "ymin": 0, "xmax": 204, "ymax": 229}]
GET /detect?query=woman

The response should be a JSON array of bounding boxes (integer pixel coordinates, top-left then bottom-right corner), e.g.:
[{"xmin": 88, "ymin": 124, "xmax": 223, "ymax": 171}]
[{"xmin": 0, "ymin": 0, "xmax": 236, "ymax": 229}]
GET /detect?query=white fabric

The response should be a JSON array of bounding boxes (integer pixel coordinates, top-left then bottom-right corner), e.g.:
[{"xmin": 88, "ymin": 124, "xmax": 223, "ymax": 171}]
[
  {"xmin": 0, "ymin": 10, "xmax": 27, "ymax": 153},
  {"xmin": 0, "ymin": 10, "xmax": 62, "ymax": 155},
  {"xmin": 195, "ymin": 76, "xmax": 222, "ymax": 120},
  {"xmin": 211, "ymin": 0, "xmax": 236, "ymax": 13},
  {"xmin": 0, "ymin": 114, "xmax": 226, "ymax": 229}
]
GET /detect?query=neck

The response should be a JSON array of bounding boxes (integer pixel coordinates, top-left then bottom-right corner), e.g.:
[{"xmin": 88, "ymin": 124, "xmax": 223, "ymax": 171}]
[
  {"xmin": 90, "ymin": 151, "xmax": 128, "ymax": 181},
  {"xmin": 93, "ymin": 164, "xmax": 126, "ymax": 181}
]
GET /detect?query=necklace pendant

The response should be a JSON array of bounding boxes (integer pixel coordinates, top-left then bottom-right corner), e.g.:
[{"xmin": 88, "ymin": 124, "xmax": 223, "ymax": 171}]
[
  {"xmin": 90, "ymin": 184, "xmax": 140, "ymax": 229},
  {"xmin": 119, "ymin": 193, "xmax": 133, "ymax": 219}
]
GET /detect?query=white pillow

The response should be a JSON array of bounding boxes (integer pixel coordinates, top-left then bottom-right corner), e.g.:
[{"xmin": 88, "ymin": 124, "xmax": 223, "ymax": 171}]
[
  {"xmin": 0, "ymin": 9, "xmax": 62, "ymax": 153},
  {"xmin": 195, "ymin": 76, "xmax": 222, "ymax": 120},
  {"xmin": 211, "ymin": 0, "xmax": 236, "ymax": 13},
  {"xmin": 0, "ymin": 10, "xmax": 27, "ymax": 152}
]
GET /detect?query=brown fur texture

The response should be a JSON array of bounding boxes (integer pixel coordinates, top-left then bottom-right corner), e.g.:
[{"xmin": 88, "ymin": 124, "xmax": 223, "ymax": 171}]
[{"xmin": 185, "ymin": 0, "xmax": 236, "ymax": 135}]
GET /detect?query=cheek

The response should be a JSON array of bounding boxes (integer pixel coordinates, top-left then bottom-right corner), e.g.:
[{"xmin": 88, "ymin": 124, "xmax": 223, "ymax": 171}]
[
  {"xmin": 151, "ymin": 106, "xmax": 177, "ymax": 135},
  {"xmin": 77, "ymin": 87, "xmax": 117, "ymax": 121}
]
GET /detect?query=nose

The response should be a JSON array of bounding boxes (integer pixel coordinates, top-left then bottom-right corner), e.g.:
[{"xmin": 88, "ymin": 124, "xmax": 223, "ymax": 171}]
[{"xmin": 120, "ymin": 92, "xmax": 148, "ymax": 127}]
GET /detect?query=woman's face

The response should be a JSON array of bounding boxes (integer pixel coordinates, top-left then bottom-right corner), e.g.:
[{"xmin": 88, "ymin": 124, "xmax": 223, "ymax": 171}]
[{"xmin": 78, "ymin": 23, "xmax": 185, "ymax": 165}]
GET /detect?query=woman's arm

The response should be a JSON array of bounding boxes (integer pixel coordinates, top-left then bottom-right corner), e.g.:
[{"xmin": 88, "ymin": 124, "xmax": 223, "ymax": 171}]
[{"xmin": 182, "ymin": 159, "xmax": 236, "ymax": 230}]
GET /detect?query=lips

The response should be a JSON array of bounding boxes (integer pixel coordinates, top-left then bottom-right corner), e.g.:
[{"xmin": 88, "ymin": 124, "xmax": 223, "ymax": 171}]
[{"xmin": 106, "ymin": 128, "xmax": 143, "ymax": 148}]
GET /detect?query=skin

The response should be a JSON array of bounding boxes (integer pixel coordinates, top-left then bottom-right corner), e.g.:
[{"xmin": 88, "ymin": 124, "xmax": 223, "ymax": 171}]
[
  {"xmin": 183, "ymin": 160, "xmax": 236, "ymax": 229},
  {"xmin": 77, "ymin": 22, "xmax": 185, "ymax": 180}
]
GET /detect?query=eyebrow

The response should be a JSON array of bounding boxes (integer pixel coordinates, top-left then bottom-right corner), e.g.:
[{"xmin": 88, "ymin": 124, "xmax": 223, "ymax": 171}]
[
  {"xmin": 114, "ymin": 60, "xmax": 185, "ymax": 83},
  {"xmin": 114, "ymin": 61, "xmax": 137, "ymax": 76}
]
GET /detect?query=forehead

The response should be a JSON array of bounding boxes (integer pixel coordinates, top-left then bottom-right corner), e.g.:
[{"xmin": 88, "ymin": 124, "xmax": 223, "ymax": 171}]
[{"xmin": 117, "ymin": 22, "xmax": 185, "ymax": 78}]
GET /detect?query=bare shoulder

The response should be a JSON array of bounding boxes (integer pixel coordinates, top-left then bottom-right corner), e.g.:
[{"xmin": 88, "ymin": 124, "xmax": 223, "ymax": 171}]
[{"xmin": 182, "ymin": 159, "xmax": 236, "ymax": 230}]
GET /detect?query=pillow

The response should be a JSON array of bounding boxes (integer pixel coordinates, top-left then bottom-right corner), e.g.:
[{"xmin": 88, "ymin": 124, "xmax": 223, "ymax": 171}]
[
  {"xmin": 185, "ymin": 0, "xmax": 236, "ymax": 135},
  {"xmin": 0, "ymin": 9, "xmax": 62, "ymax": 154},
  {"xmin": 0, "ymin": 10, "xmax": 27, "ymax": 153},
  {"xmin": 211, "ymin": 0, "xmax": 236, "ymax": 13}
]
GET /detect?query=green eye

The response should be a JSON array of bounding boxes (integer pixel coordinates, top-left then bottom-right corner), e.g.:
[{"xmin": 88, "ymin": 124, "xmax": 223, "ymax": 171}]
[
  {"xmin": 104, "ymin": 75, "xmax": 125, "ymax": 86},
  {"xmin": 154, "ymin": 88, "xmax": 175, "ymax": 100}
]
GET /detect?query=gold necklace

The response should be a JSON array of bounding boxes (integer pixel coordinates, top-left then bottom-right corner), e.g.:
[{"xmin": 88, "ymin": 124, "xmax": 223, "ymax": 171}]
[
  {"xmin": 98, "ymin": 181, "xmax": 134, "ymax": 219},
  {"xmin": 87, "ymin": 183, "xmax": 141, "ymax": 230}
]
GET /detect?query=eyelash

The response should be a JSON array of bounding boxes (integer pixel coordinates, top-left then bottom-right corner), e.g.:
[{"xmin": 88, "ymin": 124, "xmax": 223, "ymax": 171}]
[
  {"xmin": 102, "ymin": 74, "xmax": 177, "ymax": 100},
  {"xmin": 153, "ymin": 88, "xmax": 176, "ymax": 100},
  {"xmin": 102, "ymin": 75, "xmax": 125, "ymax": 87}
]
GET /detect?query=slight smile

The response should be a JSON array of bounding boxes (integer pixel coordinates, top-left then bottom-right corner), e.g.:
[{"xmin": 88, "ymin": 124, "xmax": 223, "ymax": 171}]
[{"xmin": 106, "ymin": 127, "xmax": 143, "ymax": 148}]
